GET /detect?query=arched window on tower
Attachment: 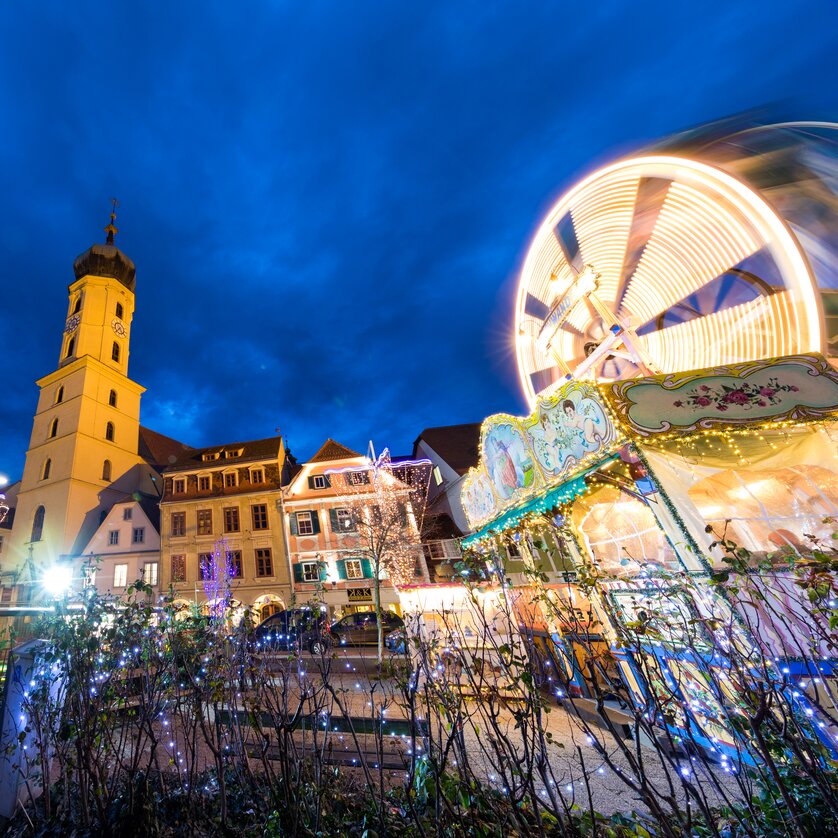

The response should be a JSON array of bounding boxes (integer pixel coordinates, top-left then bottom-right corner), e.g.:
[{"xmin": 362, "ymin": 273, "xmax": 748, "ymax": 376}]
[
  {"xmin": 102, "ymin": 459, "xmax": 112, "ymax": 481},
  {"xmin": 73, "ymin": 296, "xmax": 82, "ymax": 314},
  {"xmin": 65, "ymin": 337, "xmax": 75, "ymax": 358},
  {"xmin": 112, "ymin": 342, "xmax": 120, "ymax": 363},
  {"xmin": 55, "ymin": 386, "xmax": 64, "ymax": 404},
  {"xmin": 42, "ymin": 459, "xmax": 51, "ymax": 480},
  {"xmin": 49, "ymin": 418, "xmax": 59, "ymax": 438},
  {"xmin": 31, "ymin": 506, "xmax": 45, "ymax": 543},
  {"xmin": 106, "ymin": 422, "xmax": 115, "ymax": 442},
  {"xmin": 115, "ymin": 302, "xmax": 123, "ymax": 319},
  {"xmin": 109, "ymin": 389, "xmax": 117, "ymax": 407}
]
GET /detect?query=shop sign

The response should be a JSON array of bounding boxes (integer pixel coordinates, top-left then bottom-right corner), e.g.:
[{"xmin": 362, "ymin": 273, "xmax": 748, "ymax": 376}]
[
  {"xmin": 604, "ymin": 354, "xmax": 838, "ymax": 438},
  {"xmin": 347, "ymin": 587, "xmax": 372, "ymax": 602}
]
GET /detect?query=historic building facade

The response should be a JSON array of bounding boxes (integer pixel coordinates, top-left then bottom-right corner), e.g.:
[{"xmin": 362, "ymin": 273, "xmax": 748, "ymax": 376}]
[
  {"xmin": 76, "ymin": 494, "xmax": 162, "ymax": 598},
  {"xmin": 283, "ymin": 440, "xmax": 430, "ymax": 619},
  {"xmin": 158, "ymin": 438, "xmax": 294, "ymax": 620}
]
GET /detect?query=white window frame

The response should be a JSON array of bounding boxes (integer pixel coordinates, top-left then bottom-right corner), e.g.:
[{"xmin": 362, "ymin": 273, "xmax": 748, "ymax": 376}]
[
  {"xmin": 173, "ymin": 478, "xmax": 186, "ymax": 494},
  {"xmin": 198, "ymin": 474, "xmax": 211, "ymax": 492},
  {"xmin": 335, "ymin": 508, "xmax": 355, "ymax": 532},
  {"xmin": 142, "ymin": 562, "xmax": 159, "ymax": 586},
  {"xmin": 301, "ymin": 561, "xmax": 319, "ymax": 582},
  {"xmin": 311, "ymin": 474, "xmax": 327, "ymax": 489},
  {"xmin": 250, "ymin": 468, "xmax": 264, "ymax": 484},
  {"xmin": 108, "ymin": 530, "xmax": 120, "ymax": 546},
  {"xmin": 114, "ymin": 563, "xmax": 128, "ymax": 588},
  {"xmin": 296, "ymin": 511, "xmax": 314, "ymax": 535},
  {"xmin": 223, "ymin": 471, "xmax": 238, "ymax": 488},
  {"xmin": 345, "ymin": 559, "xmax": 363, "ymax": 580}
]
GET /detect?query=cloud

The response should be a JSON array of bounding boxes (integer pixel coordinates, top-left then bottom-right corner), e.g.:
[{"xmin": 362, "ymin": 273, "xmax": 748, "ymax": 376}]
[{"xmin": 1, "ymin": 1, "xmax": 836, "ymax": 475}]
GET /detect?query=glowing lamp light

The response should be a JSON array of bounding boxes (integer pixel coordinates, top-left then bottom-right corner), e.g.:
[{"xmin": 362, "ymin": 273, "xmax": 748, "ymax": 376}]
[
  {"xmin": 42, "ymin": 564, "xmax": 73, "ymax": 598},
  {"xmin": 0, "ymin": 474, "xmax": 8, "ymax": 487}
]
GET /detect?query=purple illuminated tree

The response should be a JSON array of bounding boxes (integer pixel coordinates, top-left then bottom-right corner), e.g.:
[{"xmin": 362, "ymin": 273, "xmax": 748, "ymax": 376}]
[{"xmin": 200, "ymin": 538, "xmax": 234, "ymax": 622}]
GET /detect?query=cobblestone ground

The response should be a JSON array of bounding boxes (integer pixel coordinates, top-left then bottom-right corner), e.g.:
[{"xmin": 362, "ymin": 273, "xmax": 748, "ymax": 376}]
[{"xmin": 233, "ymin": 648, "xmax": 744, "ymax": 817}]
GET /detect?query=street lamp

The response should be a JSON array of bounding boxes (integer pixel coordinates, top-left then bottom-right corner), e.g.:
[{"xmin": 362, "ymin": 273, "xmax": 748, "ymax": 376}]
[{"xmin": 42, "ymin": 564, "xmax": 73, "ymax": 599}]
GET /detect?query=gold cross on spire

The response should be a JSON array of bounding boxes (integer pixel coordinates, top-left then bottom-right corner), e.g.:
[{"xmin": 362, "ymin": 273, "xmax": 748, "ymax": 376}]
[{"xmin": 105, "ymin": 197, "xmax": 119, "ymax": 245}]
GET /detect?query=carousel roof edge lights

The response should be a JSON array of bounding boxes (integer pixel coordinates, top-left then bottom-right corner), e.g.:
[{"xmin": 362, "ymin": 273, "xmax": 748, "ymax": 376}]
[{"xmin": 462, "ymin": 353, "xmax": 838, "ymax": 538}]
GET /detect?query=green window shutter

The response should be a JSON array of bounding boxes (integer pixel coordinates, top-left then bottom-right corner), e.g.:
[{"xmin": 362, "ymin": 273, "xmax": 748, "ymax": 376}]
[
  {"xmin": 329, "ymin": 508, "xmax": 339, "ymax": 532},
  {"xmin": 310, "ymin": 511, "xmax": 321, "ymax": 534},
  {"xmin": 336, "ymin": 560, "xmax": 347, "ymax": 580},
  {"xmin": 319, "ymin": 563, "xmax": 328, "ymax": 582},
  {"xmin": 307, "ymin": 476, "xmax": 315, "ymax": 489},
  {"xmin": 293, "ymin": 563, "xmax": 304, "ymax": 583},
  {"xmin": 289, "ymin": 513, "xmax": 298, "ymax": 536},
  {"xmin": 361, "ymin": 558, "xmax": 373, "ymax": 579},
  {"xmin": 323, "ymin": 474, "xmax": 332, "ymax": 488}
]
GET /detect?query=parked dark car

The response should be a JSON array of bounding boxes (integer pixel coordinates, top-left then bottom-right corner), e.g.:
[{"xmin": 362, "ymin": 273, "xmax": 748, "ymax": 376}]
[
  {"xmin": 251, "ymin": 607, "xmax": 330, "ymax": 655},
  {"xmin": 329, "ymin": 610, "xmax": 404, "ymax": 647}
]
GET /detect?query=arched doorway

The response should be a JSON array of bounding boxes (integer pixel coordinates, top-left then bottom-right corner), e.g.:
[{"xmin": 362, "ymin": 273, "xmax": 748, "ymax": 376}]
[{"xmin": 253, "ymin": 593, "xmax": 285, "ymax": 624}]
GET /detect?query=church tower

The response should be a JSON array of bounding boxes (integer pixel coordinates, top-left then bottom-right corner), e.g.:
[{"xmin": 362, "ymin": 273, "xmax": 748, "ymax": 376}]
[{"xmin": 5, "ymin": 207, "xmax": 151, "ymax": 578}]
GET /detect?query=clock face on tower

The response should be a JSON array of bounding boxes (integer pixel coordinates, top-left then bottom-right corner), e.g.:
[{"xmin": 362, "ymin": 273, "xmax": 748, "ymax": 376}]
[
  {"xmin": 111, "ymin": 318, "xmax": 127, "ymax": 338},
  {"xmin": 64, "ymin": 314, "xmax": 81, "ymax": 334}
]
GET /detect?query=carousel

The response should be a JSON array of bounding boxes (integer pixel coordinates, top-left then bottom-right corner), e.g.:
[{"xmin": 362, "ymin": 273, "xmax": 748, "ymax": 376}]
[{"xmin": 461, "ymin": 120, "xmax": 838, "ymax": 758}]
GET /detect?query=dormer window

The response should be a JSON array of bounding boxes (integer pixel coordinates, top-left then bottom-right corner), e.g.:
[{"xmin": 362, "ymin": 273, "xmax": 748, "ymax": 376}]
[
  {"xmin": 202, "ymin": 452, "xmax": 220, "ymax": 462},
  {"xmin": 224, "ymin": 449, "xmax": 243, "ymax": 459},
  {"xmin": 345, "ymin": 471, "xmax": 370, "ymax": 486},
  {"xmin": 173, "ymin": 478, "xmax": 186, "ymax": 494},
  {"xmin": 224, "ymin": 472, "xmax": 238, "ymax": 488},
  {"xmin": 250, "ymin": 468, "xmax": 264, "ymax": 484},
  {"xmin": 308, "ymin": 474, "xmax": 331, "ymax": 490}
]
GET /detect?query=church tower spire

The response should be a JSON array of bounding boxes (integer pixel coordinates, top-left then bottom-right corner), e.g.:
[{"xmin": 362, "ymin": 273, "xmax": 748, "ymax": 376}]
[
  {"xmin": 105, "ymin": 198, "xmax": 118, "ymax": 246},
  {"xmin": 4, "ymin": 210, "xmax": 148, "ymax": 578}
]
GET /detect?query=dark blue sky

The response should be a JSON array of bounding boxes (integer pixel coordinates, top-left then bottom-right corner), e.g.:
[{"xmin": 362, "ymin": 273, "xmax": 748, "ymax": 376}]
[{"xmin": 1, "ymin": 1, "xmax": 836, "ymax": 477}]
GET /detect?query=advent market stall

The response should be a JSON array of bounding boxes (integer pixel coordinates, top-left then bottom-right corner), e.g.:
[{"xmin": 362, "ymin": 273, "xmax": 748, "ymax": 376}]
[{"xmin": 461, "ymin": 353, "xmax": 838, "ymax": 758}]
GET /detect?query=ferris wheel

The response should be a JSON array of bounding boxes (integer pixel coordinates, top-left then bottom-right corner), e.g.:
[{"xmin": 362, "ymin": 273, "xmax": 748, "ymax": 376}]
[{"xmin": 515, "ymin": 127, "xmax": 838, "ymax": 409}]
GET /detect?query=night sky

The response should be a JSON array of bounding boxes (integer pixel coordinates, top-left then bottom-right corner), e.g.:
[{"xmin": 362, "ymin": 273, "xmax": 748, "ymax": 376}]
[{"xmin": 1, "ymin": 2, "xmax": 836, "ymax": 479}]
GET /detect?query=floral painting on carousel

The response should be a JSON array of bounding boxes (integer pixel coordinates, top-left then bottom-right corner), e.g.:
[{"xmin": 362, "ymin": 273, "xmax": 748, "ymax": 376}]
[
  {"xmin": 605, "ymin": 354, "xmax": 838, "ymax": 437},
  {"xmin": 524, "ymin": 381, "xmax": 617, "ymax": 479}
]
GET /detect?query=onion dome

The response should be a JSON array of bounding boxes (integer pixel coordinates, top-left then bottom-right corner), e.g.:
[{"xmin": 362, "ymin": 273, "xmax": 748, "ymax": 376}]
[{"xmin": 72, "ymin": 200, "xmax": 136, "ymax": 291}]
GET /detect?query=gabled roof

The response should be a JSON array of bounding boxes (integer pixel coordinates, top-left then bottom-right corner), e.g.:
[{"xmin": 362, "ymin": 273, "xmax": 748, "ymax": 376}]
[
  {"xmin": 138, "ymin": 426, "xmax": 194, "ymax": 470},
  {"xmin": 308, "ymin": 438, "xmax": 362, "ymax": 464},
  {"xmin": 163, "ymin": 437, "xmax": 282, "ymax": 471},
  {"xmin": 413, "ymin": 423, "xmax": 481, "ymax": 476}
]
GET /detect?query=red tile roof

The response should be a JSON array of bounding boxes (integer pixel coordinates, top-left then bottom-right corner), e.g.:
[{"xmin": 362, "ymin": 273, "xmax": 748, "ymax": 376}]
[{"xmin": 308, "ymin": 438, "xmax": 362, "ymax": 463}]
